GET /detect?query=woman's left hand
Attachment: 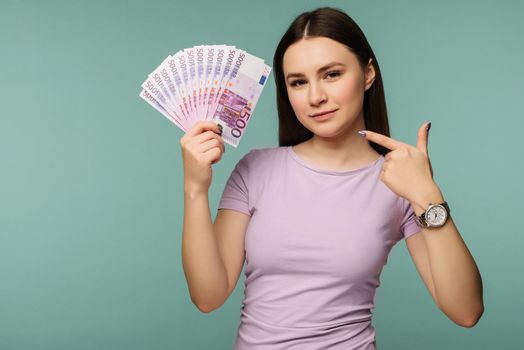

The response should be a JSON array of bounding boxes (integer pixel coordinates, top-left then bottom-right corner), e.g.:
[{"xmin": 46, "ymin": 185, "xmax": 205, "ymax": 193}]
[{"xmin": 360, "ymin": 122, "xmax": 441, "ymax": 208}]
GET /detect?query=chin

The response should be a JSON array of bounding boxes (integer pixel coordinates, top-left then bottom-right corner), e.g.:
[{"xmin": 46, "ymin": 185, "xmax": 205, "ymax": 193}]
[
  {"xmin": 306, "ymin": 122, "xmax": 355, "ymax": 139},
  {"xmin": 309, "ymin": 129, "xmax": 347, "ymax": 140}
]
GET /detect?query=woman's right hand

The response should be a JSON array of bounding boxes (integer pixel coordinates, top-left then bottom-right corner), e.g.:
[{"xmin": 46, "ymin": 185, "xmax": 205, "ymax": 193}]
[{"xmin": 180, "ymin": 121, "xmax": 225, "ymax": 194}]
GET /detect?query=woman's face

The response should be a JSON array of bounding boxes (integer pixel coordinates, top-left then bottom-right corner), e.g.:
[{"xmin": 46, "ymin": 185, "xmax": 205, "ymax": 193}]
[{"xmin": 283, "ymin": 36, "xmax": 375, "ymax": 139}]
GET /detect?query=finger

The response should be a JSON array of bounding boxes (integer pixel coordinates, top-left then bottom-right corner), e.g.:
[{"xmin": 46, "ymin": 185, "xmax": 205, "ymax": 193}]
[
  {"xmin": 199, "ymin": 138, "xmax": 223, "ymax": 154},
  {"xmin": 194, "ymin": 130, "xmax": 223, "ymax": 144},
  {"xmin": 209, "ymin": 133, "xmax": 226, "ymax": 154},
  {"xmin": 186, "ymin": 121, "xmax": 222, "ymax": 137},
  {"xmin": 379, "ymin": 167, "xmax": 386, "ymax": 181},
  {"xmin": 205, "ymin": 147, "xmax": 223, "ymax": 165},
  {"xmin": 416, "ymin": 122, "xmax": 430, "ymax": 153},
  {"xmin": 359, "ymin": 130, "xmax": 404, "ymax": 151},
  {"xmin": 382, "ymin": 160, "xmax": 390, "ymax": 172}
]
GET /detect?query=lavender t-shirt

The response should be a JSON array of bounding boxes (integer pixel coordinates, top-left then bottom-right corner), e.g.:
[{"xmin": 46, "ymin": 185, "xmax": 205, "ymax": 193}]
[{"xmin": 218, "ymin": 146, "xmax": 421, "ymax": 350}]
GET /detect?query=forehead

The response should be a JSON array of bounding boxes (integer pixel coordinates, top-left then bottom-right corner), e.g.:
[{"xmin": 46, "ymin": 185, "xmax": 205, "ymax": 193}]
[{"xmin": 283, "ymin": 37, "xmax": 358, "ymax": 74}]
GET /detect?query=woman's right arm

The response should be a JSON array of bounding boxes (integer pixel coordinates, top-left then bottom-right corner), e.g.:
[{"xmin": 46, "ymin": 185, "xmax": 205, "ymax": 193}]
[{"xmin": 180, "ymin": 121, "xmax": 248, "ymax": 313}]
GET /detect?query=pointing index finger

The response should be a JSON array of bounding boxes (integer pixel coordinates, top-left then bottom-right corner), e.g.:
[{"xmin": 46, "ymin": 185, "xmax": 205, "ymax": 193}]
[{"xmin": 359, "ymin": 130, "xmax": 403, "ymax": 151}]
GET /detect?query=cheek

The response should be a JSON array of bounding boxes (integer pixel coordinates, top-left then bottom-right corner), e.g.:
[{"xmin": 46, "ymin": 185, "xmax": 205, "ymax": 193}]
[
  {"xmin": 334, "ymin": 79, "xmax": 362, "ymax": 104},
  {"xmin": 331, "ymin": 74, "xmax": 365, "ymax": 106},
  {"xmin": 287, "ymin": 90, "xmax": 305, "ymax": 114}
]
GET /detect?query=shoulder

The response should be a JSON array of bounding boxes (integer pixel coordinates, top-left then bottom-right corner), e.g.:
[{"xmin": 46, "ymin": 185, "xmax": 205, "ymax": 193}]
[
  {"xmin": 244, "ymin": 145, "xmax": 287, "ymax": 157},
  {"xmin": 238, "ymin": 146, "xmax": 288, "ymax": 168},
  {"xmin": 233, "ymin": 146, "xmax": 289, "ymax": 189}
]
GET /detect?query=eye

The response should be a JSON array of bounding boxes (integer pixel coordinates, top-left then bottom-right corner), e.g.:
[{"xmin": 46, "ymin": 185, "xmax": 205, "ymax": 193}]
[
  {"xmin": 325, "ymin": 70, "xmax": 341, "ymax": 79},
  {"xmin": 289, "ymin": 79, "xmax": 306, "ymax": 88}
]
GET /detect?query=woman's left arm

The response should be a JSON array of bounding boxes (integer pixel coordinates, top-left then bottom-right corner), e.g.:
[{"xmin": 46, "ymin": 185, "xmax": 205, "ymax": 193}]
[
  {"xmin": 360, "ymin": 123, "xmax": 484, "ymax": 327},
  {"xmin": 408, "ymin": 183, "xmax": 484, "ymax": 327}
]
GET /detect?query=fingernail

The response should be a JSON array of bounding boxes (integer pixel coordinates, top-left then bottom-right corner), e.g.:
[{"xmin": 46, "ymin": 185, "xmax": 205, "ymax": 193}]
[
  {"xmin": 426, "ymin": 122, "xmax": 432, "ymax": 132},
  {"xmin": 216, "ymin": 123, "xmax": 223, "ymax": 134},
  {"xmin": 358, "ymin": 131, "xmax": 366, "ymax": 137}
]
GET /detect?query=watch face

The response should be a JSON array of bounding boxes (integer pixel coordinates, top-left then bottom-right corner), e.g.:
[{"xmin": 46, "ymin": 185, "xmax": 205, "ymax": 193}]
[{"xmin": 426, "ymin": 205, "xmax": 447, "ymax": 227}]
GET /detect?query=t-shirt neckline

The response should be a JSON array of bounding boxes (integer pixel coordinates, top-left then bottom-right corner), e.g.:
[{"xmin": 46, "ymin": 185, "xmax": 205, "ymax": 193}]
[{"xmin": 287, "ymin": 145, "xmax": 384, "ymax": 176}]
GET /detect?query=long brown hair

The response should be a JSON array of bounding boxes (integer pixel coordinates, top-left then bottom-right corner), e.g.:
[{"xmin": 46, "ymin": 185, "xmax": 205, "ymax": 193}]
[{"xmin": 273, "ymin": 7, "xmax": 390, "ymax": 156}]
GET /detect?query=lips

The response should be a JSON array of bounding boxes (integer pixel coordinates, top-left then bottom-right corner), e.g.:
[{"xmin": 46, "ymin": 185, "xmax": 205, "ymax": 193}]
[{"xmin": 310, "ymin": 109, "xmax": 338, "ymax": 118}]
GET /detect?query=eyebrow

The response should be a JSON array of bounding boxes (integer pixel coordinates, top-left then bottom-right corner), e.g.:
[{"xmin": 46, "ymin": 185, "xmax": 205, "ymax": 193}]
[{"xmin": 285, "ymin": 61, "xmax": 346, "ymax": 80}]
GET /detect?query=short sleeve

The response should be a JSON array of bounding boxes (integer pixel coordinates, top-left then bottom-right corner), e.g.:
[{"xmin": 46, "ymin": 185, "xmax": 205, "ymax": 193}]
[
  {"xmin": 217, "ymin": 150, "xmax": 254, "ymax": 216},
  {"xmin": 398, "ymin": 197, "xmax": 422, "ymax": 240}
]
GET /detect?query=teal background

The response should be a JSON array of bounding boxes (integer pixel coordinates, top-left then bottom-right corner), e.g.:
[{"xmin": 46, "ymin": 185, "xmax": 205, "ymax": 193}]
[{"xmin": 1, "ymin": 0, "xmax": 522, "ymax": 349}]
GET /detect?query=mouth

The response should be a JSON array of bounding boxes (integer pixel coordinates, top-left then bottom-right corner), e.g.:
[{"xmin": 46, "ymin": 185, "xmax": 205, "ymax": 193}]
[{"xmin": 309, "ymin": 109, "xmax": 338, "ymax": 118}]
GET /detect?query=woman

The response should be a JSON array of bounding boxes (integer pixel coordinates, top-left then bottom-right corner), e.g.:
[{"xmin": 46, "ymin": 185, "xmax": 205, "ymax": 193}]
[{"xmin": 180, "ymin": 7, "xmax": 484, "ymax": 349}]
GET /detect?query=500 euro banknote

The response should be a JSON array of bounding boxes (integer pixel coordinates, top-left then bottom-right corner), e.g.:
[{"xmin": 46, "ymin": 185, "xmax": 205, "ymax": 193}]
[
  {"xmin": 209, "ymin": 52, "xmax": 271, "ymax": 147},
  {"xmin": 139, "ymin": 45, "xmax": 271, "ymax": 147}
]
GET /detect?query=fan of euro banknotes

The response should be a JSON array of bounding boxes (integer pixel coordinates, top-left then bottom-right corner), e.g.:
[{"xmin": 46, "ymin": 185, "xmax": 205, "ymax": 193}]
[{"xmin": 139, "ymin": 45, "xmax": 272, "ymax": 147}]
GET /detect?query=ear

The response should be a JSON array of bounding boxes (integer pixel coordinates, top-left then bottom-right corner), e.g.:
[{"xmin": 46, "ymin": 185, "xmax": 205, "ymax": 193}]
[{"xmin": 364, "ymin": 58, "xmax": 376, "ymax": 91}]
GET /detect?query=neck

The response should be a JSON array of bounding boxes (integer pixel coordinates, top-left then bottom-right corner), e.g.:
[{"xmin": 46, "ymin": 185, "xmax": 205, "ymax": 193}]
[{"xmin": 295, "ymin": 118, "xmax": 381, "ymax": 171}]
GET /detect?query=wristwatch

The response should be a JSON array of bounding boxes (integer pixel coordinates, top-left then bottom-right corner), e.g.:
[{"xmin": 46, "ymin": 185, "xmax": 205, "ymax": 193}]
[{"xmin": 415, "ymin": 201, "xmax": 450, "ymax": 228}]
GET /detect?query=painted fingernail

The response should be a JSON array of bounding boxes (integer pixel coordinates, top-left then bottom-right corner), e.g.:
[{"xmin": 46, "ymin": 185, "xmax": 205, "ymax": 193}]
[
  {"xmin": 217, "ymin": 123, "xmax": 223, "ymax": 134},
  {"xmin": 426, "ymin": 122, "xmax": 432, "ymax": 132},
  {"xmin": 358, "ymin": 131, "xmax": 366, "ymax": 137}
]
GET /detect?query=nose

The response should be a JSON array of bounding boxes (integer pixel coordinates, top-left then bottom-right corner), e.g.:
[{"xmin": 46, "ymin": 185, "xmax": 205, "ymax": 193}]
[{"xmin": 308, "ymin": 81, "xmax": 327, "ymax": 106}]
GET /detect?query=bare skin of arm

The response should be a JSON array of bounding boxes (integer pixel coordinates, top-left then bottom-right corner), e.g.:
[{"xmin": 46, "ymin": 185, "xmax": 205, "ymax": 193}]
[{"xmin": 180, "ymin": 121, "xmax": 249, "ymax": 313}]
